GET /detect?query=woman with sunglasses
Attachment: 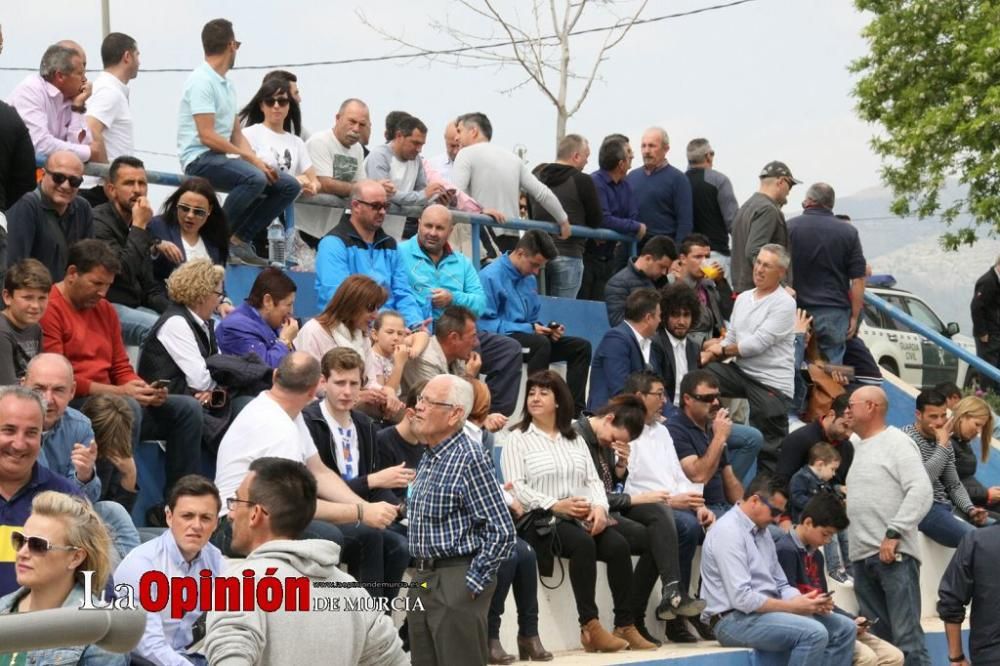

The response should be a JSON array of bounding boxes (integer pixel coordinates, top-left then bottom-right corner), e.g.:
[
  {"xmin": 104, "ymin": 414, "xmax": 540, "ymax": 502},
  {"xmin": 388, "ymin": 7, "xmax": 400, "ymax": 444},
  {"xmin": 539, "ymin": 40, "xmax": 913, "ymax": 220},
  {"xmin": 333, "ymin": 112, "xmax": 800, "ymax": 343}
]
[
  {"xmin": 149, "ymin": 178, "xmax": 234, "ymax": 315},
  {"xmin": 501, "ymin": 370, "xmax": 653, "ymax": 654},
  {"xmin": 0, "ymin": 491, "xmax": 124, "ymax": 665}
]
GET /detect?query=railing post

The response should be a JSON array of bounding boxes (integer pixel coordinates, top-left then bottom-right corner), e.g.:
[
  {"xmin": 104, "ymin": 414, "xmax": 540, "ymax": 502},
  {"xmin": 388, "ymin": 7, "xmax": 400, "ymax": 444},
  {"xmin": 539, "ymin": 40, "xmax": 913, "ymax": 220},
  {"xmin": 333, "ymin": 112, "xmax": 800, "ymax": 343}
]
[{"xmin": 471, "ymin": 218, "xmax": 482, "ymax": 268}]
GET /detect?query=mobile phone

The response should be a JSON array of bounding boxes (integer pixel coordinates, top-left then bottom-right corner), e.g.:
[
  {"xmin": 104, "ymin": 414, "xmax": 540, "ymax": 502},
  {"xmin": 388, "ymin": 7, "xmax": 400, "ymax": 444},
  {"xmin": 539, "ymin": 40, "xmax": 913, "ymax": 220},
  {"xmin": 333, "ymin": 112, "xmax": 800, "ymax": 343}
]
[
  {"xmin": 860, "ymin": 617, "xmax": 879, "ymax": 628},
  {"xmin": 150, "ymin": 379, "xmax": 171, "ymax": 389},
  {"xmin": 548, "ymin": 321, "xmax": 562, "ymax": 330}
]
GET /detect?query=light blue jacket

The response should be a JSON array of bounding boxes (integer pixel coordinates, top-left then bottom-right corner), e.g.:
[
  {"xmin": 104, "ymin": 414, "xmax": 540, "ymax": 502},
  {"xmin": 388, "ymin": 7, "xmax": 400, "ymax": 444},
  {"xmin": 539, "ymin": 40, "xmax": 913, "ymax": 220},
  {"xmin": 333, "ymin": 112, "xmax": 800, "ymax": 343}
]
[
  {"xmin": 398, "ymin": 237, "xmax": 487, "ymax": 320},
  {"xmin": 38, "ymin": 407, "xmax": 100, "ymax": 503},
  {"xmin": 478, "ymin": 253, "xmax": 538, "ymax": 335}
]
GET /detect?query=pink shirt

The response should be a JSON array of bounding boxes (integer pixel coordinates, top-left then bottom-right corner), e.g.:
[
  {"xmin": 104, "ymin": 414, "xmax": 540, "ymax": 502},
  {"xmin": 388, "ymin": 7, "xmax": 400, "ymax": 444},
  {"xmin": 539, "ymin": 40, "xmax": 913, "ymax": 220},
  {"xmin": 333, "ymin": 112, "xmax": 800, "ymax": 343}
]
[{"xmin": 8, "ymin": 75, "xmax": 92, "ymax": 161}]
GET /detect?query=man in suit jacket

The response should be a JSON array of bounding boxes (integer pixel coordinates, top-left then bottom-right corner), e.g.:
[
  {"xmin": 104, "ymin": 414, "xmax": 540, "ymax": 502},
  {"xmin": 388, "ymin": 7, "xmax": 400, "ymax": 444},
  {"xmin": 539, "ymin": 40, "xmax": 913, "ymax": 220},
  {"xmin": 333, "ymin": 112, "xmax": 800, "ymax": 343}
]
[
  {"xmin": 588, "ymin": 288, "xmax": 662, "ymax": 410},
  {"xmin": 971, "ymin": 257, "xmax": 1000, "ymax": 391}
]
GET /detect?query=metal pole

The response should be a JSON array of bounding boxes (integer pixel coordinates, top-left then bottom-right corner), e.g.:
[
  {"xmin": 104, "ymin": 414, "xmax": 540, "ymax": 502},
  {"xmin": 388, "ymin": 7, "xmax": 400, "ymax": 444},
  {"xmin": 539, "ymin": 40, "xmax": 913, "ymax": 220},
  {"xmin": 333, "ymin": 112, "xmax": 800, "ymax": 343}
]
[{"xmin": 101, "ymin": 0, "xmax": 111, "ymax": 38}]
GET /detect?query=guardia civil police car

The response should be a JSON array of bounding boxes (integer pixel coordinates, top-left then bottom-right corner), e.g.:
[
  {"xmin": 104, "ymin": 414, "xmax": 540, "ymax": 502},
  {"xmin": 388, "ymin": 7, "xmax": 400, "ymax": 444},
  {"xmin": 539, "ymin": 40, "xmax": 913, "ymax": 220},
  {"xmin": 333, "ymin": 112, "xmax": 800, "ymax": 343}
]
[{"xmin": 858, "ymin": 276, "xmax": 977, "ymax": 390}]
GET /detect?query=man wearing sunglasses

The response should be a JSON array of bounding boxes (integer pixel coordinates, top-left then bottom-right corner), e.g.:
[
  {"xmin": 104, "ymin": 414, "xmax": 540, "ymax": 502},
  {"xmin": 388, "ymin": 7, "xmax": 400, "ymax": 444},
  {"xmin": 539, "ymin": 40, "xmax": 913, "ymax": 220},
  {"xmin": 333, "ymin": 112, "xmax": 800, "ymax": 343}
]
[
  {"xmin": 6, "ymin": 150, "xmax": 94, "ymax": 282},
  {"xmin": 730, "ymin": 160, "xmax": 801, "ymax": 293},
  {"xmin": 701, "ymin": 476, "xmax": 857, "ymax": 665}
]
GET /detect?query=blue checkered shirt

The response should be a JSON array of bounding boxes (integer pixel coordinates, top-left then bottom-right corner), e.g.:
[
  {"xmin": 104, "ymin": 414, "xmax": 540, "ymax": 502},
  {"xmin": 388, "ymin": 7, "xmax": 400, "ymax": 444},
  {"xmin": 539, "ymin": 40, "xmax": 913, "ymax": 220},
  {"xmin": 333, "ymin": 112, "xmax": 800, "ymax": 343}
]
[{"xmin": 408, "ymin": 429, "xmax": 515, "ymax": 595}]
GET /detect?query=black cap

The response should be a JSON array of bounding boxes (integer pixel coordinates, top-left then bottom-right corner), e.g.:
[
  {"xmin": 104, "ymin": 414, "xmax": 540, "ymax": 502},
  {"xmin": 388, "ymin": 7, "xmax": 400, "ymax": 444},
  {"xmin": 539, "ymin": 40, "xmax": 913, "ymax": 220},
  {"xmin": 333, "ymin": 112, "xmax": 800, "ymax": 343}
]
[{"xmin": 759, "ymin": 161, "xmax": 801, "ymax": 184}]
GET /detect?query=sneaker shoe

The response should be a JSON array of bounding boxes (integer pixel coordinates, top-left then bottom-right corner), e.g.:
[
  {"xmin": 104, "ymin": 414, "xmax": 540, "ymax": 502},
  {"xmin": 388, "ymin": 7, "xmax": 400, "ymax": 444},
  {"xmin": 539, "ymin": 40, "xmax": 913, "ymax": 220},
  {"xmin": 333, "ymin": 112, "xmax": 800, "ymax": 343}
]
[
  {"xmin": 829, "ymin": 569, "xmax": 854, "ymax": 586},
  {"xmin": 228, "ymin": 241, "xmax": 268, "ymax": 267}
]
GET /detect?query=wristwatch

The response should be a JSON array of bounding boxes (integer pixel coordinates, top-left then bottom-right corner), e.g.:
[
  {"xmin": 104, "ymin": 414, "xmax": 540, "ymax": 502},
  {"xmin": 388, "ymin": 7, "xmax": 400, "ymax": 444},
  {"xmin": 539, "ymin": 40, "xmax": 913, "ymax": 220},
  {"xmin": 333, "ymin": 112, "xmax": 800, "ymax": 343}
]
[{"xmin": 885, "ymin": 528, "xmax": 901, "ymax": 540}]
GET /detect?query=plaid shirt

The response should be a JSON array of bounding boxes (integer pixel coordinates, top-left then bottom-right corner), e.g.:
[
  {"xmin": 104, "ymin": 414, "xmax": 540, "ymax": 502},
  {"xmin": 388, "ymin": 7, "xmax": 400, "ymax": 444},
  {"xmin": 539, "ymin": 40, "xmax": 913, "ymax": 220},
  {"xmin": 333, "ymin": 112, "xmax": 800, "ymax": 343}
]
[{"xmin": 408, "ymin": 429, "xmax": 515, "ymax": 595}]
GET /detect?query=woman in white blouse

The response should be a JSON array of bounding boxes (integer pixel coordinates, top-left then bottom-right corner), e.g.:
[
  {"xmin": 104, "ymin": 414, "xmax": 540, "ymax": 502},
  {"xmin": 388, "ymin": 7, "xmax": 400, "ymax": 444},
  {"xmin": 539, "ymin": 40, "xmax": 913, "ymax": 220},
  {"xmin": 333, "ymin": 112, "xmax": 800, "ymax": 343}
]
[{"xmin": 501, "ymin": 370, "xmax": 649, "ymax": 654}]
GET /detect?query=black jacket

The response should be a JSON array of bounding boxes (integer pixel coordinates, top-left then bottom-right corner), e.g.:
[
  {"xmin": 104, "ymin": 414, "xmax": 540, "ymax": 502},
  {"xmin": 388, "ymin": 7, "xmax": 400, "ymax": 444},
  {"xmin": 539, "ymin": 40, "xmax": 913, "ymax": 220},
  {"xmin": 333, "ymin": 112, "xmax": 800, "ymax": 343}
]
[
  {"xmin": 6, "ymin": 187, "xmax": 93, "ymax": 281},
  {"xmin": 953, "ymin": 435, "xmax": 990, "ymax": 507},
  {"xmin": 92, "ymin": 203, "xmax": 170, "ymax": 312},
  {"xmin": 530, "ymin": 162, "xmax": 603, "ymax": 258},
  {"xmin": 972, "ymin": 268, "xmax": 1000, "ymax": 338},
  {"xmin": 0, "ymin": 102, "xmax": 36, "ymax": 212},
  {"xmin": 605, "ymin": 261, "xmax": 657, "ymax": 327},
  {"xmin": 652, "ymin": 330, "xmax": 700, "ymax": 408},
  {"xmin": 572, "ymin": 415, "xmax": 631, "ymax": 513},
  {"xmin": 302, "ymin": 402, "xmax": 398, "ymax": 505},
  {"xmin": 775, "ymin": 420, "xmax": 854, "ymax": 489},
  {"xmin": 937, "ymin": 524, "xmax": 1000, "ymax": 665}
]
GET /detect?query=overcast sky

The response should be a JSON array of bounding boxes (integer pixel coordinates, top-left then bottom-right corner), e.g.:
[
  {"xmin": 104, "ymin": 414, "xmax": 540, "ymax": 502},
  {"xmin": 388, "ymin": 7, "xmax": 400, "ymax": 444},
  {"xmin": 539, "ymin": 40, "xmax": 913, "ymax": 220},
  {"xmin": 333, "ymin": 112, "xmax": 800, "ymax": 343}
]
[{"xmin": 1, "ymin": 0, "xmax": 882, "ymax": 204}]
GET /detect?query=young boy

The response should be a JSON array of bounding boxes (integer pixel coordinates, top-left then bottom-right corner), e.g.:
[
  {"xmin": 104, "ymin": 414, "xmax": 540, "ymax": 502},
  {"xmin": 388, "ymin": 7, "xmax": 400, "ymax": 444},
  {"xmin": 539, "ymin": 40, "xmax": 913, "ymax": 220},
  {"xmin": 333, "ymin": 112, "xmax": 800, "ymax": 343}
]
[
  {"xmin": 775, "ymin": 494, "xmax": 904, "ymax": 666},
  {"xmin": 790, "ymin": 442, "xmax": 852, "ymax": 583},
  {"xmin": 0, "ymin": 258, "xmax": 52, "ymax": 383}
]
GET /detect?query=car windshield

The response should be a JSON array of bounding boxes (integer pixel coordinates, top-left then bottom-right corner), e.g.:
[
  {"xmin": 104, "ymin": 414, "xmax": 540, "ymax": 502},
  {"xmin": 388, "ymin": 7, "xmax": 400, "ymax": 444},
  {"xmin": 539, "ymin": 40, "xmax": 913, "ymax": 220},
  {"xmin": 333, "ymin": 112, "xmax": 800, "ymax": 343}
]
[{"xmin": 904, "ymin": 297, "xmax": 945, "ymax": 334}]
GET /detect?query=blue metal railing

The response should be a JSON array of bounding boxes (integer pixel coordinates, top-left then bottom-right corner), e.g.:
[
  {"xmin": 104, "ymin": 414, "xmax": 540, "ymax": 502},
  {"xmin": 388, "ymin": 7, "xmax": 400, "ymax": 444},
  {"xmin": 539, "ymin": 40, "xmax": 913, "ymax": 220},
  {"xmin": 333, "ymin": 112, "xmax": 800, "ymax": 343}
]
[
  {"xmin": 59, "ymin": 160, "xmax": 639, "ymax": 267},
  {"xmin": 864, "ymin": 291, "xmax": 1000, "ymax": 386}
]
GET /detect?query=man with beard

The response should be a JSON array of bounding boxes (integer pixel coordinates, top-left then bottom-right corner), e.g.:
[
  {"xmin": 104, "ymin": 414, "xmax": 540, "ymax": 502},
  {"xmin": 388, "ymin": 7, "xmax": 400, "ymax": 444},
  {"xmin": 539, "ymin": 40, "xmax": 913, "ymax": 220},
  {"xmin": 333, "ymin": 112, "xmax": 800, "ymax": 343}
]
[{"xmin": 92, "ymin": 156, "xmax": 170, "ymax": 345}]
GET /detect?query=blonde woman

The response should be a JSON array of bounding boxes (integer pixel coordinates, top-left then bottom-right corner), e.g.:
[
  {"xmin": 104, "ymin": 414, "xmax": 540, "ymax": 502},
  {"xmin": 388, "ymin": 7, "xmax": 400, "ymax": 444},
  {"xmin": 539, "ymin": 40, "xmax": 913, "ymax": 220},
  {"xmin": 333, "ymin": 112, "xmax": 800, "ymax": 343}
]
[
  {"xmin": 949, "ymin": 396, "xmax": 1000, "ymax": 513},
  {"xmin": 0, "ymin": 491, "xmax": 124, "ymax": 665}
]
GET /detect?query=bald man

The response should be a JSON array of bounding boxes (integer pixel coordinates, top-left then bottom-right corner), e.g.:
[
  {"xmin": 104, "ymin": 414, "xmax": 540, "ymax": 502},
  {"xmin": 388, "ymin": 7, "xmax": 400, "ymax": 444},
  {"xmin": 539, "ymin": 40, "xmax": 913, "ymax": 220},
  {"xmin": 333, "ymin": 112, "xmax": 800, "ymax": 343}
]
[
  {"xmin": 845, "ymin": 386, "xmax": 933, "ymax": 665},
  {"xmin": 6, "ymin": 150, "xmax": 94, "ymax": 281}
]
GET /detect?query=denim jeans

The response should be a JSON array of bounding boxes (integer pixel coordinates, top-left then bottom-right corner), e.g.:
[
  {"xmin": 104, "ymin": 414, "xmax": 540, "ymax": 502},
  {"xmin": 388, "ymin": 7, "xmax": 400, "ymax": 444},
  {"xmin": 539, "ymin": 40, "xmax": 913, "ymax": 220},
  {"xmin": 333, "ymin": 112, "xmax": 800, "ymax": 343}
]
[
  {"xmin": 808, "ymin": 307, "xmax": 851, "ymax": 365},
  {"xmin": 674, "ymin": 508, "xmax": 705, "ymax": 592},
  {"xmin": 714, "ymin": 609, "xmax": 856, "ymax": 666},
  {"xmin": 545, "ymin": 256, "xmax": 584, "ymax": 299},
  {"xmin": 121, "ymin": 394, "xmax": 204, "ymax": 500},
  {"xmin": 185, "ymin": 152, "xmax": 301, "ymax": 243},
  {"xmin": 94, "ymin": 500, "xmax": 141, "ymax": 564},
  {"xmin": 822, "ymin": 531, "xmax": 850, "ymax": 574},
  {"xmin": 728, "ymin": 424, "xmax": 762, "ymax": 487},
  {"xmin": 112, "ymin": 303, "xmax": 159, "ymax": 347},
  {"xmin": 852, "ymin": 554, "xmax": 930, "ymax": 666},
  {"xmin": 917, "ymin": 500, "xmax": 975, "ymax": 548}
]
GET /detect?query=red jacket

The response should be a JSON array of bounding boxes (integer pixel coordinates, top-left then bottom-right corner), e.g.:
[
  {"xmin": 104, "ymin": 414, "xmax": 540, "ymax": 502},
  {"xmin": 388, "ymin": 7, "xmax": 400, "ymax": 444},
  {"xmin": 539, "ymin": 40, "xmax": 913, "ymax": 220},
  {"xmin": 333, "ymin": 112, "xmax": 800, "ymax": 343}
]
[{"xmin": 41, "ymin": 285, "xmax": 140, "ymax": 396}]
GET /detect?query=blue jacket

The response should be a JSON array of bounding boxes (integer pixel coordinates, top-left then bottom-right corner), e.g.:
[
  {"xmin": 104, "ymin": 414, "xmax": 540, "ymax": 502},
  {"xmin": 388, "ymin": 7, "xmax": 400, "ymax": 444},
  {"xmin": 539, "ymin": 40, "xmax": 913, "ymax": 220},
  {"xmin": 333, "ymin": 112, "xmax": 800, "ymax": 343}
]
[
  {"xmin": 788, "ymin": 464, "xmax": 836, "ymax": 523},
  {"xmin": 39, "ymin": 407, "xmax": 100, "ymax": 503},
  {"xmin": 478, "ymin": 254, "xmax": 538, "ymax": 335},
  {"xmin": 587, "ymin": 322, "xmax": 661, "ymax": 410},
  {"xmin": 315, "ymin": 218, "xmax": 424, "ymax": 326},
  {"xmin": 0, "ymin": 583, "xmax": 127, "ymax": 665},
  {"xmin": 216, "ymin": 302, "xmax": 289, "ymax": 368},
  {"xmin": 398, "ymin": 237, "xmax": 487, "ymax": 320},
  {"xmin": 148, "ymin": 214, "xmax": 225, "ymax": 281}
]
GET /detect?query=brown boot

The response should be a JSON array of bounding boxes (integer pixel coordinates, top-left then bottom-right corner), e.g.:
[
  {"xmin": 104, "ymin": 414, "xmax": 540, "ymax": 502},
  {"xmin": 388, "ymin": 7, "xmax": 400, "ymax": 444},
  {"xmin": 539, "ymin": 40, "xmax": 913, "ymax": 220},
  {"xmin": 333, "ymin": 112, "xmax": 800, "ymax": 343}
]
[
  {"xmin": 487, "ymin": 638, "xmax": 515, "ymax": 665},
  {"xmin": 580, "ymin": 618, "xmax": 629, "ymax": 653},
  {"xmin": 613, "ymin": 624, "xmax": 659, "ymax": 650}
]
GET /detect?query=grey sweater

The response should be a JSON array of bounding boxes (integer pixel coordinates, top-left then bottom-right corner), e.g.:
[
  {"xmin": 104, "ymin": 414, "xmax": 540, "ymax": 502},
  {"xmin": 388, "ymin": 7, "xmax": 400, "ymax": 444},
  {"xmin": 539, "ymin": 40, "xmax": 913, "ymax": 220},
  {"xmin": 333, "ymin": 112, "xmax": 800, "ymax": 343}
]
[
  {"xmin": 205, "ymin": 539, "xmax": 407, "ymax": 666},
  {"xmin": 846, "ymin": 426, "xmax": 933, "ymax": 562}
]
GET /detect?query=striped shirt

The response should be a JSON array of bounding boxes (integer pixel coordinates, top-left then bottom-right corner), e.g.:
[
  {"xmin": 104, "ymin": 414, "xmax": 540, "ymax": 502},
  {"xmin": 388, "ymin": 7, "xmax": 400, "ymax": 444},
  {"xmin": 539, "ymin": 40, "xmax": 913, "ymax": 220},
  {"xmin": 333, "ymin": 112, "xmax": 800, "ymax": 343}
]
[
  {"xmin": 501, "ymin": 423, "xmax": 610, "ymax": 512},
  {"xmin": 902, "ymin": 425, "xmax": 975, "ymax": 514},
  {"xmin": 408, "ymin": 429, "xmax": 515, "ymax": 595}
]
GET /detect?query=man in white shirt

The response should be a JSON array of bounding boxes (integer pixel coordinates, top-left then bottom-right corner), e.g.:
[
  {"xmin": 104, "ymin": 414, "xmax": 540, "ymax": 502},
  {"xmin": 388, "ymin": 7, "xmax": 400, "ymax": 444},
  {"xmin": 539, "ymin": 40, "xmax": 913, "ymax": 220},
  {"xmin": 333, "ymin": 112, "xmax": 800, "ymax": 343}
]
[
  {"xmin": 212, "ymin": 352, "xmax": 398, "ymax": 555},
  {"xmin": 81, "ymin": 32, "xmax": 138, "ymax": 207},
  {"xmin": 450, "ymin": 112, "xmax": 570, "ymax": 256},
  {"xmin": 701, "ymin": 243, "xmax": 795, "ymax": 473},
  {"xmin": 426, "ymin": 122, "xmax": 461, "ymax": 178}
]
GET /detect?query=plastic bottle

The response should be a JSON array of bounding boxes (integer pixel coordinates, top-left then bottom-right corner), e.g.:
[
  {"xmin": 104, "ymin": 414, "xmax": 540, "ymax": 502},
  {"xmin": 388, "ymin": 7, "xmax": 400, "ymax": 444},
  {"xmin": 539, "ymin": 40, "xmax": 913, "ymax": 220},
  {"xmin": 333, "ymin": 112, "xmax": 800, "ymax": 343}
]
[{"xmin": 267, "ymin": 219, "xmax": 286, "ymax": 267}]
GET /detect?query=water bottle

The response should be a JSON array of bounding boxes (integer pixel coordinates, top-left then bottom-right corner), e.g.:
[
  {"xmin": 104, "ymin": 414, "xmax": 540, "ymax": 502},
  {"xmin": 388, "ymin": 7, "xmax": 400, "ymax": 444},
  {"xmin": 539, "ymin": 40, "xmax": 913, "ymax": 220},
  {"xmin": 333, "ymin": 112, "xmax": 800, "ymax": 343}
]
[{"xmin": 267, "ymin": 219, "xmax": 286, "ymax": 267}]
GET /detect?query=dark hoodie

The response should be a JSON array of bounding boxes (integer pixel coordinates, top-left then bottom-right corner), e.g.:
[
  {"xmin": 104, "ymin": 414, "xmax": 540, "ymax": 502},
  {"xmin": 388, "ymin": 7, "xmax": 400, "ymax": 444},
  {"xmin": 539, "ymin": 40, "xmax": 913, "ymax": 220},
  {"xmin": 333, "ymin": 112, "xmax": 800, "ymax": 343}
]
[{"xmin": 530, "ymin": 162, "xmax": 604, "ymax": 257}]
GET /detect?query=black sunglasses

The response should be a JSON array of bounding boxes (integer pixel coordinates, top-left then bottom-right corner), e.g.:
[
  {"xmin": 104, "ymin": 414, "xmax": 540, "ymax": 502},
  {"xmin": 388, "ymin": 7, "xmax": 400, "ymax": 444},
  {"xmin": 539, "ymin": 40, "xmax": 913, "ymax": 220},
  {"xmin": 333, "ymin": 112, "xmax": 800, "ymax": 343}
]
[
  {"xmin": 47, "ymin": 171, "xmax": 84, "ymax": 188},
  {"xmin": 11, "ymin": 530, "xmax": 81, "ymax": 555},
  {"xmin": 263, "ymin": 97, "xmax": 290, "ymax": 108},
  {"xmin": 756, "ymin": 495, "xmax": 783, "ymax": 518},
  {"xmin": 690, "ymin": 392, "xmax": 721, "ymax": 404}
]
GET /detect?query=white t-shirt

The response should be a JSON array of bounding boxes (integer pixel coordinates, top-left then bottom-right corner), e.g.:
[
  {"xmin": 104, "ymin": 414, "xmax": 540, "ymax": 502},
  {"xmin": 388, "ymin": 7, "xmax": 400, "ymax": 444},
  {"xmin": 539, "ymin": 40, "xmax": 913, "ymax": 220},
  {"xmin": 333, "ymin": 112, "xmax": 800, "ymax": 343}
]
[
  {"xmin": 215, "ymin": 392, "xmax": 318, "ymax": 514},
  {"xmin": 320, "ymin": 400, "xmax": 359, "ymax": 480},
  {"xmin": 242, "ymin": 124, "xmax": 312, "ymax": 176},
  {"xmin": 84, "ymin": 71, "xmax": 133, "ymax": 187},
  {"xmin": 182, "ymin": 234, "xmax": 210, "ymax": 263},
  {"xmin": 624, "ymin": 422, "xmax": 701, "ymax": 495},
  {"xmin": 295, "ymin": 130, "xmax": 365, "ymax": 237}
]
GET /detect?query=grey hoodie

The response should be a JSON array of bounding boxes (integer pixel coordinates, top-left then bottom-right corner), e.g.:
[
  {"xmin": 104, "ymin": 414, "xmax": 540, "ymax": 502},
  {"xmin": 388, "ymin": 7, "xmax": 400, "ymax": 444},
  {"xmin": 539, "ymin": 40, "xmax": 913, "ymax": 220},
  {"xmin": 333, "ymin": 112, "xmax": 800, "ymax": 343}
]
[{"xmin": 205, "ymin": 539, "xmax": 407, "ymax": 666}]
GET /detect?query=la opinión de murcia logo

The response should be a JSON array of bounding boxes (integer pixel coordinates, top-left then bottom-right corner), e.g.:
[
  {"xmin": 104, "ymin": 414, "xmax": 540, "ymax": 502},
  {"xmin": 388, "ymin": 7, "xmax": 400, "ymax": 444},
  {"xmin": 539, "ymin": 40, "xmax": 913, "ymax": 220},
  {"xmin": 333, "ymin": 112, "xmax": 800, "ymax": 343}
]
[{"xmin": 78, "ymin": 569, "xmax": 426, "ymax": 618}]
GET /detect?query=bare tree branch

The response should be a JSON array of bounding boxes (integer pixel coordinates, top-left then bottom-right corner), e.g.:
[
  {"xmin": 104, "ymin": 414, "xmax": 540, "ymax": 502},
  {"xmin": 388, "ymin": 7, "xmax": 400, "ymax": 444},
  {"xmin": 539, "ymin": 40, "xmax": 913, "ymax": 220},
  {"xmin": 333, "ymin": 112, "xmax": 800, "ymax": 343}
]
[{"xmin": 483, "ymin": 0, "xmax": 559, "ymax": 107}]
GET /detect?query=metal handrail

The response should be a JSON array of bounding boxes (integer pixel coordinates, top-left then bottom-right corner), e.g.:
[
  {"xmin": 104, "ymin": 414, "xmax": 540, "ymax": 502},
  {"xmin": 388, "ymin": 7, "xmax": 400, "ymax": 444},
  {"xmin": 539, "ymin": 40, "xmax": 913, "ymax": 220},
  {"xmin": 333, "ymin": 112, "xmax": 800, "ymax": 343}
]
[
  {"xmin": 67, "ymin": 160, "xmax": 639, "ymax": 266},
  {"xmin": 864, "ymin": 291, "xmax": 1000, "ymax": 385}
]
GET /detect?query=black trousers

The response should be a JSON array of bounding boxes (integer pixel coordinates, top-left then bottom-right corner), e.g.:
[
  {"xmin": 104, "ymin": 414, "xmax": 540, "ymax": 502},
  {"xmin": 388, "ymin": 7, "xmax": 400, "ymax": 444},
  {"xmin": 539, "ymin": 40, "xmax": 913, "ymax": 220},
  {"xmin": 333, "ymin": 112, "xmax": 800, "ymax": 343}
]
[
  {"xmin": 616, "ymin": 503, "xmax": 683, "ymax": 621},
  {"xmin": 555, "ymin": 519, "xmax": 633, "ymax": 627},
  {"xmin": 579, "ymin": 254, "xmax": 615, "ymax": 302},
  {"xmin": 975, "ymin": 335, "xmax": 1000, "ymax": 391},
  {"xmin": 509, "ymin": 332, "xmax": 591, "ymax": 414}
]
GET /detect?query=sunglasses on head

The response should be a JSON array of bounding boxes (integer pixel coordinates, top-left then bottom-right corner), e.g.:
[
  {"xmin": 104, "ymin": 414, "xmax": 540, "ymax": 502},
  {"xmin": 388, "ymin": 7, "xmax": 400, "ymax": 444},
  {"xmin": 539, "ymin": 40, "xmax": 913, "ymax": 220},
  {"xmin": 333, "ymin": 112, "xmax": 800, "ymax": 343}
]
[
  {"xmin": 690, "ymin": 392, "xmax": 721, "ymax": 404},
  {"xmin": 47, "ymin": 171, "xmax": 84, "ymax": 188},
  {"xmin": 11, "ymin": 530, "xmax": 80, "ymax": 555},
  {"xmin": 177, "ymin": 203, "xmax": 209, "ymax": 219},
  {"xmin": 263, "ymin": 96, "xmax": 290, "ymax": 108}
]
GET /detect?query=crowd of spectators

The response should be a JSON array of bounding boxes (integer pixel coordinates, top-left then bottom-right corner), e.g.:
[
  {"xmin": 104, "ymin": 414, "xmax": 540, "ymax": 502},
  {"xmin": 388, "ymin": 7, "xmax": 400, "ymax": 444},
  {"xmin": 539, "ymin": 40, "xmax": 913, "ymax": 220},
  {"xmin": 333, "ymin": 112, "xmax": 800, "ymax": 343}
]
[{"xmin": 0, "ymin": 18, "xmax": 997, "ymax": 666}]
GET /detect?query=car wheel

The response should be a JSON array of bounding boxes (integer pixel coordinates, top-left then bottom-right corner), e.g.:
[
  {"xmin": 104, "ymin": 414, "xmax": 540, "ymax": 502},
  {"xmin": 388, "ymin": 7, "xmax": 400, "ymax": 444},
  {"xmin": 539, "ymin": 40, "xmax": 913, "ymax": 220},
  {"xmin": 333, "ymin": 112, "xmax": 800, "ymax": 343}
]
[{"xmin": 879, "ymin": 357, "xmax": 900, "ymax": 377}]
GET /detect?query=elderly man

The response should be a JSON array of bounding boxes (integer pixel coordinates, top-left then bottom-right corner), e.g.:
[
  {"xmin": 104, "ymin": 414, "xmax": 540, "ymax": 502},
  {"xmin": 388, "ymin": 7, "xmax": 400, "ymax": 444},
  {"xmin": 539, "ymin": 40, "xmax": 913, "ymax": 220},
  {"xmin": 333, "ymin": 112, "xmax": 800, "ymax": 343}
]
[
  {"xmin": 685, "ymin": 139, "xmax": 739, "ymax": 273},
  {"xmin": 0, "ymin": 386, "xmax": 79, "ymax": 596},
  {"xmin": 6, "ymin": 150, "xmax": 93, "ymax": 281},
  {"xmin": 788, "ymin": 183, "xmax": 867, "ymax": 364},
  {"xmin": 8, "ymin": 42, "xmax": 92, "ymax": 161},
  {"xmin": 406, "ymin": 374, "xmax": 515, "ymax": 665},
  {"xmin": 398, "ymin": 205, "xmax": 522, "ymax": 414},
  {"xmin": 178, "ymin": 18, "xmax": 300, "ymax": 266},
  {"xmin": 846, "ymin": 386, "xmax": 933, "ymax": 666},
  {"xmin": 626, "ymin": 127, "xmax": 692, "ymax": 245},
  {"xmin": 297, "ymin": 98, "xmax": 377, "ymax": 244},
  {"xmin": 702, "ymin": 244, "xmax": 796, "ymax": 472},
  {"xmin": 427, "ymin": 122, "xmax": 461, "ymax": 178},
  {"xmin": 730, "ymin": 161, "xmax": 801, "ymax": 292}
]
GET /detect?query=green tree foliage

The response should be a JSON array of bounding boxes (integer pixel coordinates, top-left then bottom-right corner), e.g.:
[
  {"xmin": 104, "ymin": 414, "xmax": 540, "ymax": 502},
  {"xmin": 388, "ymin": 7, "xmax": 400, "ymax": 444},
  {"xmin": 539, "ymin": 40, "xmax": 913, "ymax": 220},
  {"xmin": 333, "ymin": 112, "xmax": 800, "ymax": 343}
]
[{"xmin": 851, "ymin": 1, "xmax": 1000, "ymax": 248}]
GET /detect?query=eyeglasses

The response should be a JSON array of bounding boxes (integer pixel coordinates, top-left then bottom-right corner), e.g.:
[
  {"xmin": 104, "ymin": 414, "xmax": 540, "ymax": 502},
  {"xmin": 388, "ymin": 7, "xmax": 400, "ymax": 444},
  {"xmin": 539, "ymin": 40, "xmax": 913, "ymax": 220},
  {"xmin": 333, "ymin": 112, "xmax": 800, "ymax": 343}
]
[
  {"xmin": 47, "ymin": 171, "xmax": 84, "ymax": 188},
  {"xmin": 690, "ymin": 392, "xmax": 721, "ymax": 403},
  {"xmin": 417, "ymin": 395, "xmax": 456, "ymax": 410},
  {"xmin": 177, "ymin": 203, "xmax": 209, "ymax": 219},
  {"xmin": 226, "ymin": 497, "xmax": 256, "ymax": 512},
  {"xmin": 642, "ymin": 390, "xmax": 666, "ymax": 399},
  {"xmin": 355, "ymin": 199, "xmax": 389, "ymax": 213},
  {"xmin": 755, "ymin": 494, "xmax": 783, "ymax": 518},
  {"xmin": 263, "ymin": 97, "xmax": 291, "ymax": 108},
  {"xmin": 213, "ymin": 290, "xmax": 226, "ymax": 298},
  {"xmin": 11, "ymin": 531, "xmax": 81, "ymax": 555}
]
